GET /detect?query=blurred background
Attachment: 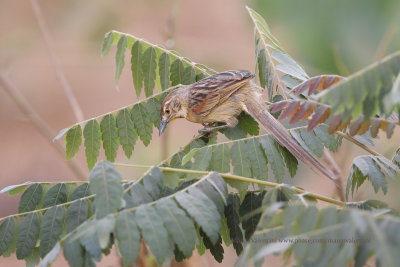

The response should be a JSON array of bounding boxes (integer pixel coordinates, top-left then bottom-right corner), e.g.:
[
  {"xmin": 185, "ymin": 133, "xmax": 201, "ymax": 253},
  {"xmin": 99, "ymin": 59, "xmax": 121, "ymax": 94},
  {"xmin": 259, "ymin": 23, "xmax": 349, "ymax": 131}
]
[{"xmin": 1, "ymin": 0, "xmax": 399, "ymax": 266}]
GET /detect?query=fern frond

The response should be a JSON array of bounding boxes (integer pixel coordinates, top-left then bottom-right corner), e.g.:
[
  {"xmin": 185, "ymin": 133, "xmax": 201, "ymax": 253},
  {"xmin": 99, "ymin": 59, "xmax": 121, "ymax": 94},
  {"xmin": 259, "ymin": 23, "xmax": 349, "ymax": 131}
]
[
  {"xmin": 318, "ymin": 51, "xmax": 400, "ymax": 119},
  {"xmin": 346, "ymin": 155, "xmax": 400, "ymax": 198},
  {"xmin": 270, "ymin": 99, "xmax": 398, "ymax": 138},
  {"xmin": 239, "ymin": 204, "xmax": 400, "ymax": 267},
  {"xmin": 102, "ymin": 30, "xmax": 216, "ymax": 97},
  {"xmin": 64, "ymin": 165, "xmax": 228, "ymax": 265},
  {"xmin": 54, "ymin": 87, "xmax": 176, "ymax": 169},
  {"xmin": 176, "ymin": 125, "xmax": 340, "ymax": 189},
  {"xmin": 247, "ymin": 7, "xmax": 309, "ymax": 99}
]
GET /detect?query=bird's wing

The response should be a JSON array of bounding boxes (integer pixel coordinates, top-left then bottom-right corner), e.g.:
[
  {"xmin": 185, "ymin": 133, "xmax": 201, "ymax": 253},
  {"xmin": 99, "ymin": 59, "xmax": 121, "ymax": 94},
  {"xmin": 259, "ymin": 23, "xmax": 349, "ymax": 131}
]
[{"xmin": 188, "ymin": 70, "xmax": 254, "ymax": 116}]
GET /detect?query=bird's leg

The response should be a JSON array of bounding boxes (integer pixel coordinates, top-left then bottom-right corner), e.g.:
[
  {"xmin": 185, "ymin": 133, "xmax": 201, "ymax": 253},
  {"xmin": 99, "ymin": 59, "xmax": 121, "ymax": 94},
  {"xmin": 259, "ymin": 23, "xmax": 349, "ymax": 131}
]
[
  {"xmin": 198, "ymin": 118, "xmax": 238, "ymax": 133},
  {"xmin": 198, "ymin": 124, "xmax": 230, "ymax": 133}
]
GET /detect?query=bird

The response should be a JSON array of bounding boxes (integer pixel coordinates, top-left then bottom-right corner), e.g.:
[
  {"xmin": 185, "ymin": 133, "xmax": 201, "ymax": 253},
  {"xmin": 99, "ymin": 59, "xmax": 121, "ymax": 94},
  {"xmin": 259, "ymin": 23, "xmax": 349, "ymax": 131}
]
[{"xmin": 159, "ymin": 69, "xmax": 336, "ymax": 183}]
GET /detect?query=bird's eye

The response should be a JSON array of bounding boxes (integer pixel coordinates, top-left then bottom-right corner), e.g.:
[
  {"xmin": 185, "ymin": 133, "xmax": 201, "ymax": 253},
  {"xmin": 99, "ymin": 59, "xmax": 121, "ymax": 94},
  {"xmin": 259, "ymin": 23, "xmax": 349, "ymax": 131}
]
[{"xmin": 165, "ymin": 109, "xmax": 170, "ymax": 114}]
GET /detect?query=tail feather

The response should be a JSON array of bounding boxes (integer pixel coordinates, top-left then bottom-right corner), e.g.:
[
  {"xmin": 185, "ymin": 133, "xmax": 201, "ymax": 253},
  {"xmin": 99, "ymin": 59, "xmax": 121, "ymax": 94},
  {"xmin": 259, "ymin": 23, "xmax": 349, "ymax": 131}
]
[{"xmin": 242, "ymin": 94, "xmax": 337, "ymax": 183}]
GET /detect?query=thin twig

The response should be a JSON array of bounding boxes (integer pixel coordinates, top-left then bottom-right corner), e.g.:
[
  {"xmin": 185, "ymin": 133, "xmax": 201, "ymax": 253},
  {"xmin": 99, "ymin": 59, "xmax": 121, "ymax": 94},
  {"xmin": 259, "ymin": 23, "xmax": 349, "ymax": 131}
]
[
  {"xmin": 160, "ymin": 0, "xmax": 181, "ymax": 162},
  {"xmin": 29, "ymin": 0, "xmax": 84, "ymax": 122},
  {"xmin": 115, "ymin": 163, "xmax": 345, "ymax": 207},
  {"xmin": 0, "ymin": 70, "xmax": 86, "ymax": 180},
  {"xmin": 336, "ymin": 131, "xmax": 382, "ymax": 156},
  {"xmin": 322, "ymin": 149, "xmax": 345, "ymax": 201}
]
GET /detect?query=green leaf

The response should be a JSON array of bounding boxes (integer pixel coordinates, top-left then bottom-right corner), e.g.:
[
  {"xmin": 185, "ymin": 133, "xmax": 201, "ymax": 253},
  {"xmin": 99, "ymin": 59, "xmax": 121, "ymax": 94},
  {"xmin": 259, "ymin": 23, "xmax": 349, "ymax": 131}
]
[
  {"xmin": 239, "ymin": 192, "xmax": 265, "ymax": 240},
  {"xmin": 145, "ymin": 97, "xmax": 162, "ymax": 129},
  {"xmin": 320, "ymin": 51, "xmax": 400, "ymax": 119},
  {"xmin": 206, "ymin": 172, "xmax": 228, "ymax": 202},
  {"xmin": 116, "ymin": 108, "xmax": 137, "ymax": 158},
  {"xmin": 289, "ymin": 129, "xmax": 312, "ymax": 159},
  {"xmin": 136, "ymin": 205, "xmax": 170, "ymax": 264},
  {"xmin": 237, "ymin": 112, "xmax": 259, "ymax": 136},
  {"xmin": 246, "ymin": 7, "xmax": 284, "ymax": 52},
  {"xmin": 182, "ymin": 148, "xmax": 200, "ymax": 166},
  {"xmin": 230, "ymin": 140, "xmax": 251, "ymax": 192},
  {"xmin": 66, "ymin": 199, "xmax": 89, "ymax": 233},
  {"xmin": 131, "ymin": 102, "xmax": 152, "ymax": 146},
  {"xmin": 128, "ymin": 183, "xmax": 153, "ymax": 206},
  {"xmin": 143, "ymin": 167, "xmax": 164, "ymax": 200},
  {"xmin": 69, "ymin": 183, "xmax": 91, "ymax": 201},
  {"xmin": 196, "ymin": 177, "xmax": 226, "ymax": 214},
  {"xmin": 351, "ymin": 156, "xmax": 388, "ymax": 195},
  {"xmin": 219, "ymin": 216, "xmax": 231, "ymax": 247},
  {"xmin": 16, "ymin": 213, "xmax": 40, "ymax": 259},
  {"xmin": 95, "ymin": 215, "xmax": 115, "ymax": 249},
  {"xmin": 170, "ymin": 59, "xmax": 184, "ymax": 86},
  {"xmin": 199, "ymin": 228, "xmax": 224, "ymax": 263},
  {"xmin": 246, "ymin": 138, "xmax": 268, "ymax": 181},
  {"xmin": 257, "ymin": 48, "xmax": 267, "ymax": 88},
  {"xmin": 195, "ymin": 227, "xmax": 206, "ymax": 255},
  {"xmin": 78, "ymin": 225, "xmax": 102, "ymax": 262},
  {"xmin": 115, "ymin": 35, "xmax": 127, "ymax": 84},
  {"xmin": 183, "ymin": 66, "xmax": 196, "ymax": 85},
  {"xmin": 224, "ymin": 195, "xmax": 243, "ymax": 255},
  {"xmin": 89, "ymin": 161, "xmax": 123, "ymax": 218},
  {"xmin": 65, "ymin": 125, "xmax": 82, "ymax": 160},
  {"xmin": 384, "ymin": 72, "xmax": 400, "ymax": 113},
  {"xmin": 115, "ymin": 211, "xmax": 141, "ymax": 267},
  {"xmin": 42, "ymin": 183, "xmax": 68, "ymax": 209},
  {"xmin": 63, "ymin": 237, "xmax": 85, "ymax": 267},
  {"xmin": 0, "ymin": 218, "xmax": 16, "ymax": 256},
  {"xmin": 158, "ymin": 52, "xmax": 170, "ymax": 90},
  {"xmin": 156, "ymin": 198, "xmax": 196, "ymax": 258},
  {"xmin": 25, "ymin": 247, "xmax": 40, "ymax": 267},
  {"xmin": 313, "ymin": 125, "xmax": 340, "ymax": 152},
  {"xmin": 272, "ymin": 50, "xmax": 309, "ymax": 81},
  {"xmin": 221, "ymin": 125, "xmax": 247, "ymax": 140},
  {"xmin": 211, "ymin": 144, "xmax": 230, "ymax": 173},
  {"xmin": 84, "ymin": 120, "xmax": 101, "ymax": 170},
  {"xmin": 131, "ymin": 40, "xmax": 143, "ymax": 97},
  {"xmin": 40, "ymin": 206, "xmax": 64, "ymax": 257},
  {"xmin": 101, "ymin": 31, "xmax": 114, "ymax": 57},
  {"xmin": 100, "ymin": 114, "xmax": 119, "ymax": 162},
  {"xmin": 39, "ymin": 242, "xmax": 60, "ymax": 267},
  {"xmin": 196, "ymin": 72, "xmax": 206, "ymax": 81},
  {"xmin": 299, "ymin": 128, "xmax": 324, "ymax": 157},
  {"xmin": 18, "ymin": 184, "xmax": 43, "ymax": 213},
  {"xmin": 175, "ymin": 190, "xmax": 221, "ymax": 244},
  {"xmin": 277, "ymin": 145, "xmax": 298, "ymax": 178},
  {"xmin": 0, "ymin": 181, "xmax": 34, "ymax": 196},
  {"xmin": 260, "ymin": 136, "xmax": 285, "ymax": 182},
  {"xmin": 191, "ymin": 146, "xmax": 212, "ymax": 171},
  {"xmin": 142, "ymin": 46, "xmax": 157, "ymax": 97}
]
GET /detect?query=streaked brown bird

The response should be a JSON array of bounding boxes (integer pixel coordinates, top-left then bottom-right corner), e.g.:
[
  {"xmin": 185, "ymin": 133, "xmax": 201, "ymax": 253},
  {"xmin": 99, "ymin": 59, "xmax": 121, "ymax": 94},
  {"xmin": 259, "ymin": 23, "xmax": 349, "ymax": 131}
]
[{"xmin": 159, "ymin": 70, "xmax": 336, "ymax": 182}]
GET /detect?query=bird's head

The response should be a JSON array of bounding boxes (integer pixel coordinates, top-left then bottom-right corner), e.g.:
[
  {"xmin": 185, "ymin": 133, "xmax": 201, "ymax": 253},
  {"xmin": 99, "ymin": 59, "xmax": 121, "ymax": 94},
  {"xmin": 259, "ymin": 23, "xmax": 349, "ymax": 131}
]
[{"xmin": 159, "ymin": 90, "xmax": 187, "ymax": 135}]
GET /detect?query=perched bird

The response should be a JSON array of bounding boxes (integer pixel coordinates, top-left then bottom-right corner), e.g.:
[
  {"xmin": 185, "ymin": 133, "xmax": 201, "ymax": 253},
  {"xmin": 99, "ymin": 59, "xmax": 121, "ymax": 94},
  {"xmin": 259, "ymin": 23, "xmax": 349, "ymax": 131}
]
[{"xmin": 159, "ymin": 69, "xmax": 336, "ymax": 182}]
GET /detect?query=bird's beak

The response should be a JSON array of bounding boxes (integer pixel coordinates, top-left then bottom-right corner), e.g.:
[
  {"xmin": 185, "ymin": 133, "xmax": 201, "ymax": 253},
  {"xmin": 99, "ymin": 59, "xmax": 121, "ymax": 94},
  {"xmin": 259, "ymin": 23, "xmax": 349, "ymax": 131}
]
[{"xmin": 159, "ymin": 119, "xmax": 169, "ymax": 136}]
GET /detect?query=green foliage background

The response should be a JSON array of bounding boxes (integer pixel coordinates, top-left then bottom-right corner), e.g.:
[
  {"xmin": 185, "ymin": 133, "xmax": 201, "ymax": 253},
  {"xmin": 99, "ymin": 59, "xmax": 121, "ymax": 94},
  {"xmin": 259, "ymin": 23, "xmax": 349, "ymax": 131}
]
[{"xmin": 254, "ymin": 0, "xmax": 400, "ymax": 74}]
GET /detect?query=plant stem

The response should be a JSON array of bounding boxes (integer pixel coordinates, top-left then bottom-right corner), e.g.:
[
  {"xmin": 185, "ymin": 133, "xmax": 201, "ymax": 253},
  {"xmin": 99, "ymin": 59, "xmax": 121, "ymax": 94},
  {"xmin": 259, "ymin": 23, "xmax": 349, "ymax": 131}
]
[
  {"xmin": 335, "ymin": 131, "xmax": 382, "ymax": 156},
  {"xmin": 0, "ymin": 195, "xmax": 94, "ymax": 222},
  {"xmin": 29, "ymin": 0, "xmax": 84, "ymax": 122},
  {"xmin": 0, "ymin": 70, "xmax": 86, "ymax": 181},
  {"xmin": 114, "ymin": 163, "xmax": 345, "ymax": 207},
  {"xmin": 322, "ymin": 149, "xmax": 345, "ymax": 201}
]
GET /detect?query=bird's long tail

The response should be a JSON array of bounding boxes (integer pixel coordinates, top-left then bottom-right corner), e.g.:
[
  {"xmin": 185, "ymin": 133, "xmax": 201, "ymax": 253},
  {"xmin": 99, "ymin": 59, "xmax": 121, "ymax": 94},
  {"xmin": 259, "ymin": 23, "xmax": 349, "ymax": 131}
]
[{"xmin": 242, "ymin": 89, "xmax": 337, "ymax": 184}]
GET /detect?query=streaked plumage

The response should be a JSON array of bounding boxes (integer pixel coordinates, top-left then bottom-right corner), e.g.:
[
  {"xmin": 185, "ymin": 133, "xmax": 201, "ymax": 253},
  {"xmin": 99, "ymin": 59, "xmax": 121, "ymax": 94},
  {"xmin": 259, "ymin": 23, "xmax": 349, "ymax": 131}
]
[{"xmin": 159, "ymin": 69, "xmax": 337, "ymax": 183}]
